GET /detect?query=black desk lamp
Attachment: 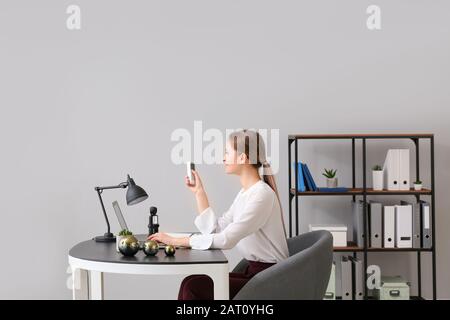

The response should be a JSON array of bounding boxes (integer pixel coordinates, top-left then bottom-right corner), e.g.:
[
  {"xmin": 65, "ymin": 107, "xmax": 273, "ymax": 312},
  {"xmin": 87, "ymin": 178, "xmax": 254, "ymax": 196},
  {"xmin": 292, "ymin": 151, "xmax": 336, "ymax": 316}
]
[{"xmin": 94, "ymin": 174, "xmax": 148, "ymax": 242}]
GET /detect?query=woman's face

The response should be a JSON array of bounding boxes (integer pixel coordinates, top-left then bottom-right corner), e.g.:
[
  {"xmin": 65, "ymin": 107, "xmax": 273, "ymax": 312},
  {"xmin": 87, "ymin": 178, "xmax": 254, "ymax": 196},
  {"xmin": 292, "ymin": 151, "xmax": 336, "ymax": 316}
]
[{"xmin": 223, "ymin": 140, "xmax": 244, "ymax": 175}]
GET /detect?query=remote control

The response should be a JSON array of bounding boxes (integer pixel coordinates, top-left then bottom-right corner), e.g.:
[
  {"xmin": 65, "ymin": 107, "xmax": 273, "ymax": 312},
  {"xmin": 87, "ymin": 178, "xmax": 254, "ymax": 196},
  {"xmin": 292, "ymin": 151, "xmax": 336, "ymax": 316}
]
[{"xmin": 187, "ymin": 162, "xmax": 195, "ymax": 184}]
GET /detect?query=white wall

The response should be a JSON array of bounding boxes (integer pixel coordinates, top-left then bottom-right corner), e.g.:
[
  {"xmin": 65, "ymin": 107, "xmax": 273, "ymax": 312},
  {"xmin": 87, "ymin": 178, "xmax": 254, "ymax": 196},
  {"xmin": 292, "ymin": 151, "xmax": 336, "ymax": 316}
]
[{"xmin": 0, "ymin": 0, "xmax": 449, "ymax": 299}]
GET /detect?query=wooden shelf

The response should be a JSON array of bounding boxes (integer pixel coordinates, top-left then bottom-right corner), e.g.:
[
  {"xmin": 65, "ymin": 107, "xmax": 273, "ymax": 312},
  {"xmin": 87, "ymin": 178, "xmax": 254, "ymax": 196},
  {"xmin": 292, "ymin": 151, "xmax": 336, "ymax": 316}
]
[
  {"xmin": 290, "ymin": 188, "xmax": 432, "ymax": 196},
  {"xmin": 333, "ymin": 242, "xmax": 432, "ymax": 252},
  {"xmin": 366, "ymin": 247, "xmax": 433, "ymax": 252},
  {"xmin": 333, "ymin": 242, "xmax": 362, "ymax": 252},
  {"xmin": 288, "ymin": 133, "xmax": 433, "ymax": 140}
]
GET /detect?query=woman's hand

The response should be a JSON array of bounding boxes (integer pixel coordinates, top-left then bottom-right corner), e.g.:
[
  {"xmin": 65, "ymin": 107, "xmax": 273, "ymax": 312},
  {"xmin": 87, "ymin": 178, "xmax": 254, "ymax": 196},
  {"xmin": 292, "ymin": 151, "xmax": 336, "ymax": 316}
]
[
  {"xmin": 185, "ymin": 170, "xmax": 204, "ymax": 194},
  {"xmin": 147, "ymin": 232, "xmax": 178, "ymax": 246},
  {"xmin": 147, "ymin": 232, "xmax": 190, "ymax": 248},
  {"xmin": 185, "ymin": 169, "xmax": 210, "ymax": 215}
]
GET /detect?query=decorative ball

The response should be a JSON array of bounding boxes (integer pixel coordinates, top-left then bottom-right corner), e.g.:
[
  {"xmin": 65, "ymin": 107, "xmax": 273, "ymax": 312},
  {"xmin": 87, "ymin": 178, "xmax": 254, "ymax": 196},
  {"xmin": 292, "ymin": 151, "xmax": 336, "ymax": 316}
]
[
  {"xmin": 118, "ymin": 235, "xmax": 140, "ymax": 257},
  {"xmin": 164, "ymin": 245, "xmax": 176, "ymax": 256},
  {"xmin": 143, "ymin": 240, "xmax": 159, "ymax": 256}
]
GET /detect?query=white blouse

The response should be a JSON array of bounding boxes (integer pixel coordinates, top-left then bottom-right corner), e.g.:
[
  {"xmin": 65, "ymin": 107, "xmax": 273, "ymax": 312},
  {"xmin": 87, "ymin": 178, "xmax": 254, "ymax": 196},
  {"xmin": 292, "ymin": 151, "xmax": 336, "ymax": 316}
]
[{"xmin": 189, "ymin": 180, "xmax": 289, "ymax": 263}]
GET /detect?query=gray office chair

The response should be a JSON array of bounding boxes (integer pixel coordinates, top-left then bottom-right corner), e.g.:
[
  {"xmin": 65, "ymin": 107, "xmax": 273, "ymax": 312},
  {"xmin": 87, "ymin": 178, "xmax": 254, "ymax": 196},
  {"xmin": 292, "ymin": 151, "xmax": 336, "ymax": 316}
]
[{"xmin": 232, "ymin": 230, "xmax": 333, "ymax": 300}]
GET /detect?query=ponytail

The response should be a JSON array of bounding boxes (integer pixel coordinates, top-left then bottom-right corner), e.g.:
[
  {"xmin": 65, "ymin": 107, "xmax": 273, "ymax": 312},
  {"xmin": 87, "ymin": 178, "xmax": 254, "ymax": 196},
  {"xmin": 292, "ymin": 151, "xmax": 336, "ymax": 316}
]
[{"xmin": 262, "ymin": 162, "xmax": 287, "ymax": 238}]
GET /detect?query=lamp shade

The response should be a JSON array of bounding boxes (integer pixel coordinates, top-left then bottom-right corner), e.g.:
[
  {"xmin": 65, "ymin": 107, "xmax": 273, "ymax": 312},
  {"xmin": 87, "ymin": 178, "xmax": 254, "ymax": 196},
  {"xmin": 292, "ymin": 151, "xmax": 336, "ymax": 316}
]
[{"xmin": 126, "ymin": 174, "xmax": 148, "ymax": 205}]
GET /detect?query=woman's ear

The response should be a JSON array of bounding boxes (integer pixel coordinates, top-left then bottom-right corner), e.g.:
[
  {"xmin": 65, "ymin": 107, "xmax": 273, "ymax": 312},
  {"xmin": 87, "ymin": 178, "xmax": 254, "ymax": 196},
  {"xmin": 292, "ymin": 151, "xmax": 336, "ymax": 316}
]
[{"xmin": 237, "ymin": 152, "xmax": 247, "ymax": 164}]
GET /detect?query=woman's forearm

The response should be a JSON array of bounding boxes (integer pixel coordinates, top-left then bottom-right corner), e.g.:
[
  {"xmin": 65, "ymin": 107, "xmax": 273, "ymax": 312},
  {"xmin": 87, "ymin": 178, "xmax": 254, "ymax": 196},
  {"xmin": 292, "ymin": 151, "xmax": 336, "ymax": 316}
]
[
  {"xmin": 174, "ymin": 236, "xmax": 191, "ymax": 248},
  {"xmin": 195, "ymin": 189, "xmax": 210, "ymax": 214}
]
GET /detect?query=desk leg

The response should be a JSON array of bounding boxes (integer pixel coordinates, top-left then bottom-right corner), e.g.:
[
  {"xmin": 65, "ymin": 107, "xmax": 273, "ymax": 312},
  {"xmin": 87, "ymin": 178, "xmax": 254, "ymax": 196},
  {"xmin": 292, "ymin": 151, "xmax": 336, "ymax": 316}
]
[
  {"xmin": 209, "ymin": 264, "xmax": 229, "ymax": 300},
  {"xmin": 89, "ymin": 271, "xmax": 104, "ymax": 300},
  {"xmin": 72, "ymin": 268, "xmax": 89, "ymax": 300}
]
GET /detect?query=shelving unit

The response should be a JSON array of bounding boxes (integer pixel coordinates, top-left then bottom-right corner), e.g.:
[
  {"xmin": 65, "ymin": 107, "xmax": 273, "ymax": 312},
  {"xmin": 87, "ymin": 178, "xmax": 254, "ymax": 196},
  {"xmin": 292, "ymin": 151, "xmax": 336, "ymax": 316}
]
[{"xmin": 287, "ymin": 133, "xmax": 436, "ymax": 300}]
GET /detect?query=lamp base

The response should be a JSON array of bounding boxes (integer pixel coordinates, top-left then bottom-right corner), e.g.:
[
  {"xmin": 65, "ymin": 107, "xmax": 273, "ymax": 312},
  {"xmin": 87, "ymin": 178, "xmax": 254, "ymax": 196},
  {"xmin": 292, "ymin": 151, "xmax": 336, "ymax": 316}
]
[{"xmin": 94, "ymin": 232, "xmax": 116, "ymax": 242}]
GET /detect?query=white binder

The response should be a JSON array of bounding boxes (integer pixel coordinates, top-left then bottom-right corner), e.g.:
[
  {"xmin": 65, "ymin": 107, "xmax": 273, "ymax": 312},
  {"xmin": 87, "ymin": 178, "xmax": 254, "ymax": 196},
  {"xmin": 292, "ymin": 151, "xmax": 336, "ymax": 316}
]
[
  {"xmin": 383, "ymin": 149, "xmax": 400, "ymax": 190},
  {"xmin": 383, "ymin": 205, "xmax": 396, "ymax": 248},
  {"xmin": 395, "ymin": 204, "xmax": 413, "ymax": 248},
  {"xmin": 420, "ymin": 200, "xmax": 432, "ymax": 248},
  {"xmin": 398, "ymin": 149, "xmax": 410, "ymax": 190},
  {"xmin": 369, "ymin": 201, "xmax": 382, "ymax": 248},
  {"xmin": 352, "ymin": 200, "xmax": 365, "ymax": 248},
  {"xmin": 350, "ymin": 257, "xmax": 364, "ymax": 300},
  {"xmin": 401, "ymin": 200, "xmax": 421, "ymax": 248},
  {"xmin": 324, "ymin": 262, "xmax": 336, "ymax": 300},
  {"xmin": 341, "ymin": 256, "xmax": 353, "ymax": 300}
]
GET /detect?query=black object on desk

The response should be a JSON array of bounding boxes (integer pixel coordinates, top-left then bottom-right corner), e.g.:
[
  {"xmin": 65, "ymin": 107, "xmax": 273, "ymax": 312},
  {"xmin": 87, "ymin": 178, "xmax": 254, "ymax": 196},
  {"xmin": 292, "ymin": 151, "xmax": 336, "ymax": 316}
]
[
  {"xmin": 94, "ymin": 174, "xmax": 148, "ymax": 243},
  {"xmin": 148, "ymin": 206, "xmax": 159, "ymax": 235}
]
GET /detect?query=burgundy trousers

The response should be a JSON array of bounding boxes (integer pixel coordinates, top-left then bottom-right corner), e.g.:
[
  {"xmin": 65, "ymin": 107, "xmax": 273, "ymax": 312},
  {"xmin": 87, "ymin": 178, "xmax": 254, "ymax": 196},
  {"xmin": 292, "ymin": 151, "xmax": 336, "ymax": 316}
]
[{"xmin": 178, "ymin": 260, "xmax": 276, "ymax": 300}]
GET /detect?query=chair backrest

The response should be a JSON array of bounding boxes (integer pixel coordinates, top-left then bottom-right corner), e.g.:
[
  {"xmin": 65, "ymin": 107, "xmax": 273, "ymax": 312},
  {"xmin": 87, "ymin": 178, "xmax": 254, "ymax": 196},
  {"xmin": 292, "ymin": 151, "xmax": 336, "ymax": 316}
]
[{"xmin": 233, "ymin": 230, "xmax": 333, "ymax": 300}]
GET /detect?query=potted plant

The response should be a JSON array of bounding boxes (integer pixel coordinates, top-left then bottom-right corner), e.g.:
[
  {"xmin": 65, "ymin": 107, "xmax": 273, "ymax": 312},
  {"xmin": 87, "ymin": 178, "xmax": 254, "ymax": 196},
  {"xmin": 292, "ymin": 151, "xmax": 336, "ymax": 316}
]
[
  {"xmin": 117, "ymin": 229, "xmax": 133, "ymax": 252},
  {"xmin": 372, "ymin": 165, "xmax": 383, "ymax": 191},
  {"xmin": 413, "ymin": 180, "xmax": 423, "ymax": 191},
  {"xmin": 322, "ymin": 168, "xmax": 338, "ymax": 188}
]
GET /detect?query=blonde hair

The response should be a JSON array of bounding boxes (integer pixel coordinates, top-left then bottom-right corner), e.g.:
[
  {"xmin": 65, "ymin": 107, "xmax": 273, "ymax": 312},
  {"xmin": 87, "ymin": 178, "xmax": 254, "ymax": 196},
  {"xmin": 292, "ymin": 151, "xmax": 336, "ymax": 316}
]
[{"xmin": 228, "ymin": 129, "xmax": 286, "ymax": 237}]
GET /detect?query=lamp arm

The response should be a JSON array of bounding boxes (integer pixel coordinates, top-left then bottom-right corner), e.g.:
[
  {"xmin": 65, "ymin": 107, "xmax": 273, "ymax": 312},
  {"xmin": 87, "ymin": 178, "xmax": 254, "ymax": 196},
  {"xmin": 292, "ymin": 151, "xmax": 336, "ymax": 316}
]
[
  {"xmin": 94, "ymin": 182, "xmax": 127, "ymax": 235},
  {"xmin": 96, "ymin": 188, "xmax": 111, "ymax": 234},
  {"xmin": 95, "ymin": 182, "xmax": 128, "ymax": 191}
]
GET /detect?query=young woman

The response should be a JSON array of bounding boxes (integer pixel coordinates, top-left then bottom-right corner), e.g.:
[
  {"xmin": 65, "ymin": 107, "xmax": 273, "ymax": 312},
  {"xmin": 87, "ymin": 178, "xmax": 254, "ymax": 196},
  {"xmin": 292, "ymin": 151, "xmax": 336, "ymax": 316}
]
[{"xmin": 148, "ymin": 129, "xmax": 289, "ymax": 300}]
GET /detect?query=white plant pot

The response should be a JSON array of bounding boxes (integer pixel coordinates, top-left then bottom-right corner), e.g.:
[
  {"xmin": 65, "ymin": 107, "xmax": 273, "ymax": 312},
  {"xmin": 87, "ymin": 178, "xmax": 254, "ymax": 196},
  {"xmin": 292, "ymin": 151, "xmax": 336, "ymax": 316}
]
[
  {"xmin": 326, "ymin": 178, "xmax": 338, "ymax": 188},
  {"xmin": 414, "ymin": 184, "xmax": 423, "ymax": 191},
  {"xmin": 372, "ymin": 170, "xmax": 383, "ymax": 190},
  {"xmin": 116, "ymin": 235, "xmax": 123, "ymax": 252}
]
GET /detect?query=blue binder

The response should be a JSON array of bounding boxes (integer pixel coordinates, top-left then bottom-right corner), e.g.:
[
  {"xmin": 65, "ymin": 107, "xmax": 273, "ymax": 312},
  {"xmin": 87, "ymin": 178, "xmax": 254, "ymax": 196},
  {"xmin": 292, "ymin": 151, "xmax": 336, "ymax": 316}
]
[
  {"xmin": 301, "ymin": 163, "xmax": 313, "ymax": 191},
  {"xmin": 302, "ymin": 163, "xmax": 318, "ymax": 191},
  {"xmin": 304, "ymin": 164, "xmax": 317, "ymax": 191},
  {"xmin": 294, "ymin": 162, "xmax": 306, "ymax": 192}
]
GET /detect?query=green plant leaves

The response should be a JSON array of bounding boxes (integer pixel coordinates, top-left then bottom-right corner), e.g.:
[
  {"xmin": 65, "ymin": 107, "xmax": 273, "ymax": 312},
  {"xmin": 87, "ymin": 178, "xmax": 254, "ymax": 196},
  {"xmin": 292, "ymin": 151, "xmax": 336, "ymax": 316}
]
[
  {"xmin": 118, "ymin": 229, "xmax": 133, "ymax": 236},
  {"xmin": 322, "ymin": 168, "xmax": 337, "ymax": 178}
]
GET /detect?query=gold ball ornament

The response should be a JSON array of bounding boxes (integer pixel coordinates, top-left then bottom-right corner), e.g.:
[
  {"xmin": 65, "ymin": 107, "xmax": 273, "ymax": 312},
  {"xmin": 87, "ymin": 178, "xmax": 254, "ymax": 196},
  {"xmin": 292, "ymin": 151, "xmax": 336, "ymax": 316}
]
[
  {"xmin": 164, "ymin": 244, "xmax": 176, "ymax": 256},
  {"xmin": 143, "ymin": 240, "xmax": 159, "ymax": 256},
  {"xmin": 118, "ymin": 235, "xmax": 140, "ymax": 257}
]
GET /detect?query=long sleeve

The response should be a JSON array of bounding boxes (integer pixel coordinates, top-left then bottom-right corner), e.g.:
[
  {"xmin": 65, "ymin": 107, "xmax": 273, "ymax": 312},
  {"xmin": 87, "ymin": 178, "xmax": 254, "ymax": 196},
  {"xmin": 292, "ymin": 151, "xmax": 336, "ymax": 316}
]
[
  {"xmin": 190, "ymin": 190, "xmax": 275, "ymax": 250},
  {"xmin": 189, "ymin": 233, "xmax": 214, "ymax": 250},
  {"xmin": 194, "ymin": 206, "xmax": 234, "ymax": 234},
  {"xmin": 190, "ymin": 206, "xmax": 234, "ymax": 250}
]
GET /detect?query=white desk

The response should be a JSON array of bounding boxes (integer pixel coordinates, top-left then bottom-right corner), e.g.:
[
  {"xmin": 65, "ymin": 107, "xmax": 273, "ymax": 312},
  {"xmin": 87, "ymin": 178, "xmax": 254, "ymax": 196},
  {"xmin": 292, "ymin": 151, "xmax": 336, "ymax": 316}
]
[{"xmin": 68, "ymin": 235, "xmax": 229, "ymax": 300}]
